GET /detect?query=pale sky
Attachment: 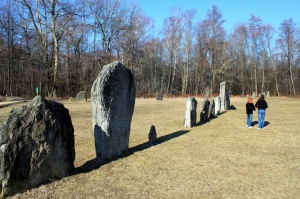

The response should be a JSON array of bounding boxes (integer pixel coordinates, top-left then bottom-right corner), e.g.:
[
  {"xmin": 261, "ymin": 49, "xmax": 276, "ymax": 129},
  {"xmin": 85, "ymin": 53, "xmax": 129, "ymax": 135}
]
[{"xmin": 134, "ymin": 0, "xmax": 300, "ymax": 34}]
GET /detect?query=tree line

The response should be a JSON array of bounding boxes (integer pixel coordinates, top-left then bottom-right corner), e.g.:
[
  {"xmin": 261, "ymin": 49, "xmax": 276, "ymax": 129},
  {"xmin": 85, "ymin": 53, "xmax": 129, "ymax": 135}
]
[{"xmin": 0, "ymin": 0, "xmax": 299, "ymax": 99}]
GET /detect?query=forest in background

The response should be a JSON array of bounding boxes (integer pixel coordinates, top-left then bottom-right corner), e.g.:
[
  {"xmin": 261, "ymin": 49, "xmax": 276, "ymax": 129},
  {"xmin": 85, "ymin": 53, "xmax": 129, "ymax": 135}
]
[{"xmin": 0, "ymin": 0, "xmax": 299, "ymax": 99}]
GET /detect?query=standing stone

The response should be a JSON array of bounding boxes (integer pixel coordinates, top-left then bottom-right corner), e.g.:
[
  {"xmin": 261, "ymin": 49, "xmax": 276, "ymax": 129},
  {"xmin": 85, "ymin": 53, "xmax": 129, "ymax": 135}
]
[
  {"xmin": 213, "ymin": 96, "xmax": 221, "ymax": 115},
  {"xmin": 0, "ymin": 96, "xmax": 75, "ymax": 197},
  {"xmin": 77, "ymin": 91, "xmax": 87, "ymax": 101},
  {"xmin": 156, "ymin": 92, "xmax": 163, "ymax": 100},
  {"xmin": 148, "ymin": 125, "xmax": 157, "ymax": 145},
  {"xmin": 91, "ymin": 61, "xmax": 135, "ymax": 161},
  {"xmin": 200, "ymin": 98, "xmax": 210, "ymax": 123},
  {"xmin": 220, "ymin": 81, "xmax": 226, "ymax": 111},
  {"xmin": 184, "ymin": 97, "xmax": 197, "ymax": 128},
  {"xmin": 252, "ymin": 92, "xmax": 256, "ymax": 99},
  {"xmin": 266, "ymin": 91, "xmax": 270, "ymax": 98},
  {"xmin": 68, "ymin": 97, "xmax": 75, "ymax": 102},
  {"xmin": 205, "ymin": 86, "xmax": 210, "ymax": 99},
  {"xmin": 242, "ymin": 92, "xmax": 244, "ymax": 98}
]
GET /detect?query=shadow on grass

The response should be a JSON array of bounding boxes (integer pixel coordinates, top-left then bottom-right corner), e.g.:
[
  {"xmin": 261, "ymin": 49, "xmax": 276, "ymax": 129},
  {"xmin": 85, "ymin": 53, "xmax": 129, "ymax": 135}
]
[
  {"xmin": 73, "ymin": 130, "xmax": 190, "ymax": 175},
  {"xmin": 252, "ymin": 121, "xmax": 270, "ymax": 127},
  {"xmin": 195, "ymin": 112, "xmax": 226, "ymax": 126}
]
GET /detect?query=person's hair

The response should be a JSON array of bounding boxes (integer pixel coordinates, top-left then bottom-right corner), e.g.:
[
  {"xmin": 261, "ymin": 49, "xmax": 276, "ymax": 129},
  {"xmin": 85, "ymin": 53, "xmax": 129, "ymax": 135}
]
[
  {"xmin": 247, "ymin": 98, "xmax": 253, "ymax": 103},
  {"xmin": 259, "ymin": 94, "xmax": 265, "ymax": 100}
]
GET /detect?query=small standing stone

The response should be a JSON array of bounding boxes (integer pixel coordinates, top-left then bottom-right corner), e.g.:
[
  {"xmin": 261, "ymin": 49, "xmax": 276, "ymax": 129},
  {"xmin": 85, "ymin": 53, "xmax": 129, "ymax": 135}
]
[
  {"xmin": 77, "ymin": 91, "xmax": 87, "ymax": 101},
  {"xmin": 184, "ymin": 97, "xmax": 197, "ymax": 128},
  {"xmin": 266, "ymin": 91, "xmax": 270, "ymax": 98},
  {"xmin": 200, "ymin": 98, "xmax": 210, "ymax": 123},
  {"xmin": 156, "ymin": 93, "xmax": 163, "ymax": 100},
  {"xmin": 68, "ymin": 97, "xmax": 75, "ymax": 102},
  {"xmin": 148, "ymin": 125, "xmax": 157, "ymax": 145}
]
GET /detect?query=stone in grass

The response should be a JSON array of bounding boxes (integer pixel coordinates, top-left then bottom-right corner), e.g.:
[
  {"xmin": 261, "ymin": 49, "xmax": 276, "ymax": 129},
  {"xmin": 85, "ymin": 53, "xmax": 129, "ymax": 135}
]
[
  {"xmin": 91, "ymin": 61, "xmax": 135, "ymax": 161},
  {"xmin": 148, "ymin": 125, "xmax": 157, "ymax": 145},
  {"xmin": 0, "ymin": 96, "xmax": 75, "ymax": 197}
]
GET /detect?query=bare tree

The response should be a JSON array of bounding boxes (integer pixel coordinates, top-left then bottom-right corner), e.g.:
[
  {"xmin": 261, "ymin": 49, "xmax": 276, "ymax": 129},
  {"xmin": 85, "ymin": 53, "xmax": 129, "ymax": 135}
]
[
  {"xmin": 87, "ymin": 0, "xmax": 126, "ymax": 64},
  {"xmin": 181, "ymin": 9, "xmax": 196, "ymax": 95},
  {"xmin": 262, "ymin": 24, "xmax": 280, "ymax": 96},
  {"xmin": 162, "ymin": 7, "xmax": 183, "ymax": 94},
  {"xmin": 277, "ymin": 18, "xmax": 298, "ymax": 95},
  {"xmin": 231, "ymin": 23, "xmax": 248, "ymax": 94},
  {"xmin": 119, "ymin": 2, "xmax": 153, "ymax": 91},
  {"xmin": 194, "ymin": 19, "xmax": 210, "ymax": 95},
  {"xmin": 248, "ymin": 15, "xmax": 263, "ymax": 96},
  {"xmin": 205, "ymin": 5, "xmax": 226, "ymax": 93},
  {"xmin": 0, "ymin": 0, "xmax": 23, "ymax": 96}
]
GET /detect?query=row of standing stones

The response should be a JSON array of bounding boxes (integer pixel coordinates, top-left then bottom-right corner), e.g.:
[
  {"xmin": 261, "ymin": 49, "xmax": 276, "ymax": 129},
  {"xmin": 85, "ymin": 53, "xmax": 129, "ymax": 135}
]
[
  {"xmin": 183, "ymin": 84, "xmax": 271, "ymax": 128},
  {"xmin": 183, "ymin": 82, "xmax": 228, "ymax": 128},
  {"xmin": 0, "ymin": 61, "xmax": 136, "ymax": 197},
  {"xmin": 0, "ymin": 59, "xmax": 265, "ymax": 197}
]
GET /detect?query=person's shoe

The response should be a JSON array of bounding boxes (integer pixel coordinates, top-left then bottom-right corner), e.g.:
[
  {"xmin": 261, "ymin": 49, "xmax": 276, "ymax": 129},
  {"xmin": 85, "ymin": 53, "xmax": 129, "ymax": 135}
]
[
  {"xmin": 257, "ymin": 127, "xmax": 261, "ymax": 130},
  {"xmin": 248, "ymin": 126, "xmax": 252, "ymax": 128},
  {"xmin": 246, "ymin": 125, "xmax": 248, "ymax": 127}
]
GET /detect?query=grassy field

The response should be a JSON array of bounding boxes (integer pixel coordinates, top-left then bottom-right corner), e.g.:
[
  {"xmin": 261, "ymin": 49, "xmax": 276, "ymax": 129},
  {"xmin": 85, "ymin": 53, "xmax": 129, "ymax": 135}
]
[{"xmin": 1, "ymin": 96, "xmax": 300, "ymax": 198}]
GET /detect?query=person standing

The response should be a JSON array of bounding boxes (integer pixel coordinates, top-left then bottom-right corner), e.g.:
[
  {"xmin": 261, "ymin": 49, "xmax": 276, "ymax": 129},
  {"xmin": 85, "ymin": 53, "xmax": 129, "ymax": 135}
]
[
  {"xmin": 255, "ymin": 94, "xmax": 268, "ymax": 129},
  {"xmin": 225, "ymin": 89, "xmax": 230, "ymax": 110},
  {"xmin": 246, "ymin": 97, "xmax": 256, "ymax": 128}
]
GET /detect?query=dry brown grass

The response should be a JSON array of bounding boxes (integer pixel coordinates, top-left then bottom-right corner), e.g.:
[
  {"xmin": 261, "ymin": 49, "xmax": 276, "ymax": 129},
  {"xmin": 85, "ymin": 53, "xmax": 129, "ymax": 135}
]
[{"xmin": 1, "ymin": 97, "xmax": 300, "ymax": 198}]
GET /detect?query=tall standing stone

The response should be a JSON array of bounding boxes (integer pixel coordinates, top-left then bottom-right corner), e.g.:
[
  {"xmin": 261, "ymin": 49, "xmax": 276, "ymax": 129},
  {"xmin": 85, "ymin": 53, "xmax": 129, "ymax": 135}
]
[
  {"xmin": 0, "ymin": 96, "xmax": 75, "ymax": 197},
  {"xmin": 213, "ymin": 96, "xmax": 221, "ymax": 115},
  {"xmin": 220, "ymin": 81, "xmax": 226, "ymax": 111},
  {"xmin": 184, "ymin": 97, "xmax": 197, "ymax": 128},
  {"xmin": 252, "ymin": 92, "xmax": 256, "ymax": 99},
  {"xmin": 266, "ymin": 91, "xmax": 270, "ymax": 98},
  {"xmin": 205, "ymin": 86, "xmax": 210, "ymax": 98},
  {"xmin": 91, "ymin": 61, "xmax": 135, "ymax": 161}
]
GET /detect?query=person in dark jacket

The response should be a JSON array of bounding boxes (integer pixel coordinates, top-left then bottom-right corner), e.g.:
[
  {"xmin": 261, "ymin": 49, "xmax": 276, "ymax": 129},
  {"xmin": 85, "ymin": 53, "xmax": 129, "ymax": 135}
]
[
  {"xmin": 246, "ymin": 97, "xmax": 256, "ymax": 128},
  {"xmin": 255, "ymin": 94, "xmax": 268, "ymax": 129},
  {"xmin": 225, "ymin": 89, "xmax": 230, "ymax": 110}
]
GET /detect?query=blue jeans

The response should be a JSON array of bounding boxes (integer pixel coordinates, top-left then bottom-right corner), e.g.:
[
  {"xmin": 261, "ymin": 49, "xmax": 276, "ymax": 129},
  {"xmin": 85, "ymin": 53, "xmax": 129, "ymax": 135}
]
[
  {"xmin": 247, "ymin": 114, "xmax": 253, "ymax": 126},
  {"xmin": 258, "ymin": 109, "xmax": 266, "ymax": 128},
  {"xmin": 226, "ymin": 98, "xmax": 230, "ymax": 110}
]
